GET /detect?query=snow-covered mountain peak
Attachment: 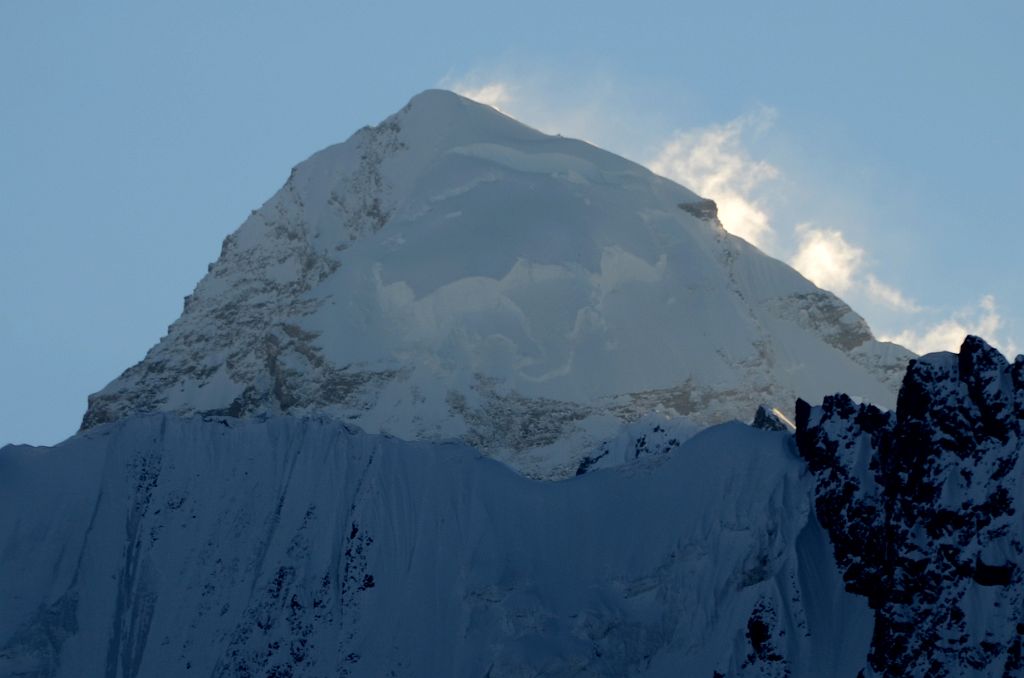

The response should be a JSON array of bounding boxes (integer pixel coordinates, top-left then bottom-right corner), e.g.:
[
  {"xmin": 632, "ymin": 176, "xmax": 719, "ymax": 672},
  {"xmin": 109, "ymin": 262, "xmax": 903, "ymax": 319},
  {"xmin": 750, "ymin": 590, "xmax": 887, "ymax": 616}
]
[
  {"xmin": 387, "ymin": 87, "xmax": 546, "ymax": 148},
  {"xmin": 82, "ymin": 89, "xmax": 912, "ymax": 477}
]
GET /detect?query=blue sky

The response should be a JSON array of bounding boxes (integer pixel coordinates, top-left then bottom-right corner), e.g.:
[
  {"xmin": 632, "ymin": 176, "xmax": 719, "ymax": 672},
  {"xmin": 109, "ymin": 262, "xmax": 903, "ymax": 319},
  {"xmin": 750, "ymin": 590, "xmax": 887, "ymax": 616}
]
[{"xmin": 2, "ymin": 1, "xmax": 1022, "ymax": 446}]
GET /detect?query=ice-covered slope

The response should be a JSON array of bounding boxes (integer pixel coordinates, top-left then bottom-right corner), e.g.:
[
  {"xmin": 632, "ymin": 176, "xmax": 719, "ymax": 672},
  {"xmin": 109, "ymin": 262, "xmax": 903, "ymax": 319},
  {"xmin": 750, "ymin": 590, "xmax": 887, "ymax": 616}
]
[
  {"xmin": 0, "ymin": 414, "xmax": 870, "ymax": 677},
  {"xmin": 81, "ymin": 89, "xmax": 912, "ymax": 477}
]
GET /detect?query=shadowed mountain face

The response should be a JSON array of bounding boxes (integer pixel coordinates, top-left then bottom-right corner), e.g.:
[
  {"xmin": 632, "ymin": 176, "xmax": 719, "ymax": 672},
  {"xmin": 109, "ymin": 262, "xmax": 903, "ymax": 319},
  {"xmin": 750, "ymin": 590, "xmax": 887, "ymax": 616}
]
[
  {"xmin": 797, "ymin": 336, "xmax": 1024, "ymax": 677},
  {"xmin": 2, "ymin": 415, "xmax": 868, "ymax": 678},
  {"xmin": 3, "ymin": 336, "xmax": 1019, "ymax": 673},
  {"xmin": 81, "ymin": 89, "xmax": 912, "ymax": 478}
]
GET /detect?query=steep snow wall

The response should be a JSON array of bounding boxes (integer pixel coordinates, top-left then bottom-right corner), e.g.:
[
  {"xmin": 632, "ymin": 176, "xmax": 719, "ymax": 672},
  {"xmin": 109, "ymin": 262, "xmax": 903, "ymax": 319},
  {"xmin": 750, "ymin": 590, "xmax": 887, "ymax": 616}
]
[{"xmin": 1, "ymin": 415, "xmax": 869, "ymax": 677}]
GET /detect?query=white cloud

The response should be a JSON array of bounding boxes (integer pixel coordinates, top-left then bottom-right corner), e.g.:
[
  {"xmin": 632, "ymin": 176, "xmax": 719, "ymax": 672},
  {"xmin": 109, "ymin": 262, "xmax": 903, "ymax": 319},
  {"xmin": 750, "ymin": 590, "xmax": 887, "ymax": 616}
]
[
  {"xmin": 449, "ymin": 81, "xmax": 512, "ymax": 111},
  {"xmin": 438, "ymin": 71, "xmax": 619, "ymax": 147},
  {"xmin": 788, "ymin": 227, "xmax": 925, "ymax": 317},
  {"xmin": 644, "ymin": 112, "xmax": 925, "ymax": 314},
  {"xmin": 880, "ymin": 295, "xmax": 1018, "ymax": 356},
  {"xmin": 789, "ymin": 224, "xmax": 864, "ymax": 294},
  {"xmin": 865, "ymin": 274, "xmax": 922, "ymax": 312},
  {"xmin": 642, "ymin": 108, "xmax": 925, "ymax": 317},
  {"xmin": 648, "ymin": 111, "xmax": 779, "ymax": 248}
]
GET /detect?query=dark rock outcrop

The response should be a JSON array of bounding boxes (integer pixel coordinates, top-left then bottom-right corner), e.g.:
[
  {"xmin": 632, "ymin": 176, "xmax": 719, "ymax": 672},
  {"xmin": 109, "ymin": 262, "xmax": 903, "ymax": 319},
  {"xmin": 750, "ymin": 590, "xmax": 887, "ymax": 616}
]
[
  {"xmin": 796, "ymin": 336, "xmax": 1024, "ymax": 677},
  {"xmin": 752, "ymin": 405, "xmax": 794, "ymax": 432}
]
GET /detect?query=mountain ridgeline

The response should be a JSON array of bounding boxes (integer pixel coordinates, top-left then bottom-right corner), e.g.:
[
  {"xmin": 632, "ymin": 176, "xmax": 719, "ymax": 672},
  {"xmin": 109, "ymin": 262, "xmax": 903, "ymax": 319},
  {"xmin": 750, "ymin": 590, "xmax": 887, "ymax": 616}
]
[
  {"xmin": 4, "ymin": 336, "xmax": 1020, "ymax": 676},
  {"xmin": 1, "ymin": 90, "xmax": 1020, "ymax": 676}
]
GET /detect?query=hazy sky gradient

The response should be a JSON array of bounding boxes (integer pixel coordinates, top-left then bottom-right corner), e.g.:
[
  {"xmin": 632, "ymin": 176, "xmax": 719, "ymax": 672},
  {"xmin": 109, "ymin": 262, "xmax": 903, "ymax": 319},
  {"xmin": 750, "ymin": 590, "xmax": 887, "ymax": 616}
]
[{"xmin": 2, "ymin": 1, "xmax": 1022, "ymax": 445}]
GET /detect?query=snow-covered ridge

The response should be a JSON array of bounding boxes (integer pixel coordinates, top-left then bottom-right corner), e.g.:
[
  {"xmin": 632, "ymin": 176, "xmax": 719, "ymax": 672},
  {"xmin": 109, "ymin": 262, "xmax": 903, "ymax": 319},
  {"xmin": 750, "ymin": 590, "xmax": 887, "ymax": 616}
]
[
  {"xmin": 5, "ymin": 337, "xmax": 1020, "ymax": 675},
  {"xmin": 0, "ymin": 414, "xmax": 868, "ymax": 677},
  {"xmin": 81, "ymin": 89, "xmax": 913, "ymax": 477}
]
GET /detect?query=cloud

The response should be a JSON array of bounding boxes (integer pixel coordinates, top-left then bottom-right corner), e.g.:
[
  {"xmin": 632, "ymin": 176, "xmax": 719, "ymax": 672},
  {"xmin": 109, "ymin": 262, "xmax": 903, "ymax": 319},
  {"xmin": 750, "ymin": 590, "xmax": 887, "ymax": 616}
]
[
  {"xmin": 439, "ymin": 71, "xmax": 617, "ymax": 145},
  {"xmin": 789, "ymin": 226, "xmax": 925, "ymax": 317},
  {"xmin": 788, "ymin": 224, "xmax": 864, "ymax": 294},
  {"xmin": 642, "ymin": 108, "xmax": 925, "ymax": 321},
  {"xmin": 644, "ymin": 111, "xmax": 927, "ymax": 317},
  {"xmin": 865, "ymin": 275, "xmax": 922, "ymax": 312},
  {"xmin": 648, "ymin": 111, "xmax": 779, "ymax": 248},
  {"xmin": 448, "ymin": 81, "xmax": 512, "ymax": 112},
  {"xmin": 880, "ymin": 295, "xmax": 1017, "ymax": 356}
]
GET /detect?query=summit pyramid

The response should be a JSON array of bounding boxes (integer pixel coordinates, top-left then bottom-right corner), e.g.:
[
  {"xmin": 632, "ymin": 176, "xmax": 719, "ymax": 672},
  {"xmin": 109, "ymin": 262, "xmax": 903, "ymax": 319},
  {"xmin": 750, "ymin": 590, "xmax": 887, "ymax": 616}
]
[{"xmin": 82, "ymin": 90, "xmax": 912, "ymax": 477}]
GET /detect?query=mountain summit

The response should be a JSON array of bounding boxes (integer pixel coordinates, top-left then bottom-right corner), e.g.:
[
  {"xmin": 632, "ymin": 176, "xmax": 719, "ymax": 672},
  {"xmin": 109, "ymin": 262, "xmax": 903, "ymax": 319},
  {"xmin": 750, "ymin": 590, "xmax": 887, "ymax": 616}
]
[
  {"xmin": 6, "ymin": 90, "xmax": 1019, "ymax": 676},
  {"xmin": 82, "ymin": 89, "xmax": 911, "ymax": 476}
]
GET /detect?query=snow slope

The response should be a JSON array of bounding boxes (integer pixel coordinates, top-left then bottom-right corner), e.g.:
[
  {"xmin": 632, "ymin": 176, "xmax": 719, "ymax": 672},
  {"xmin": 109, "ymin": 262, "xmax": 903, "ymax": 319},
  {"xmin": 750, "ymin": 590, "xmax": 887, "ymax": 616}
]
[
  {"xmin": 81, "ymin": 89, "xmax": 913, "ymax": 477},
  {"xmin": 0, "ymin": 414, "xmax": 870, "ymax": 677}
]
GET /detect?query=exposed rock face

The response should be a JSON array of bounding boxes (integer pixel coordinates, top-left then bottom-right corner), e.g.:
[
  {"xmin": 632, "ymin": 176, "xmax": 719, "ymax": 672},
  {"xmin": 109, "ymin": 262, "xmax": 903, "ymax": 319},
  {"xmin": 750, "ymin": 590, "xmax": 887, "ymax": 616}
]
[
  {"xmin": 678, "ymin": 198, "xmax": 719, "ymax": 221},
  {"xmin": 796, "ymin": 336, "xmax": 1024, "ymax": 677},
  {"xmin": 752, "ymin": 404, "xmax": 795, "ymax": 432}
]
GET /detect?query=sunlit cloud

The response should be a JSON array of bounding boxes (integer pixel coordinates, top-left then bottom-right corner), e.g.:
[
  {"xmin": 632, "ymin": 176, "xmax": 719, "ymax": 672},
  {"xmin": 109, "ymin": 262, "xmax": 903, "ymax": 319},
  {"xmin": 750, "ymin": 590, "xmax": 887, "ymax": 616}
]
[
  {"xmin": 438, "ymin": 71, "xmax": 620, "ymax": 147},
  {"xmin": 449, "ymin": 81, "xmax": 513, "ymax": 112},
  {"xmin": 648, "ymin": 111, "xmax": 779, "ymax": 248},
  {"xmin": 880, "ymin": 295, "xmax": 1017, "ymax": 357},
  {"xmin": 789, "ymin": 224, "xmax": 864, "ymax": 294},
  {"xmin": 865, "ymin": 274, "xmax": 922, "ymax": 313}
]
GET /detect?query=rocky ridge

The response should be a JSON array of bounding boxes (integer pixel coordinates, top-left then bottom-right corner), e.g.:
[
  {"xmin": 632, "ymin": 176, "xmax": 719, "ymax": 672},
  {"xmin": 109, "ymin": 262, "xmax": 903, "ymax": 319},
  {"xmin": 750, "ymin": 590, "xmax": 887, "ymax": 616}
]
[{"xmin": 796, "ymin": 336, "xmax": 1024, "ymax": 677}]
